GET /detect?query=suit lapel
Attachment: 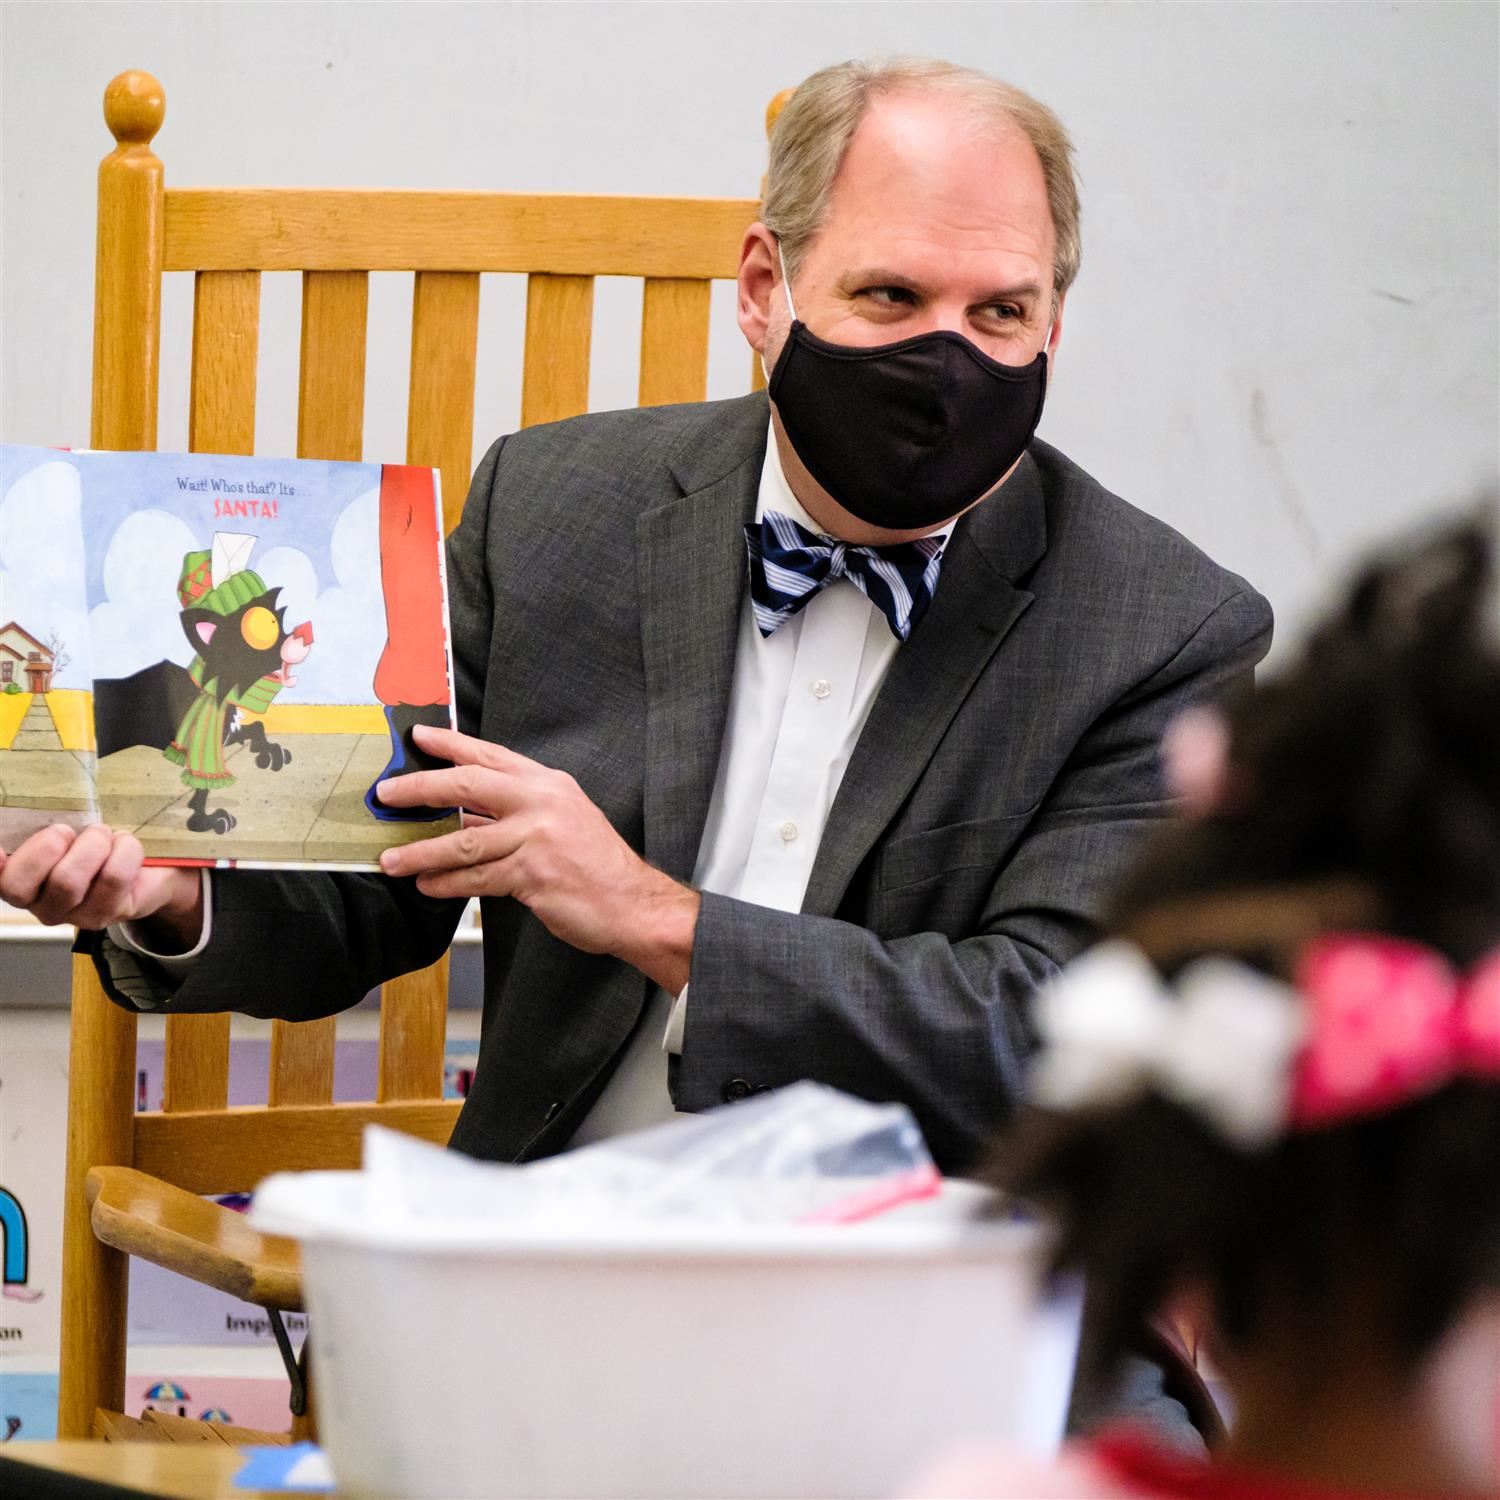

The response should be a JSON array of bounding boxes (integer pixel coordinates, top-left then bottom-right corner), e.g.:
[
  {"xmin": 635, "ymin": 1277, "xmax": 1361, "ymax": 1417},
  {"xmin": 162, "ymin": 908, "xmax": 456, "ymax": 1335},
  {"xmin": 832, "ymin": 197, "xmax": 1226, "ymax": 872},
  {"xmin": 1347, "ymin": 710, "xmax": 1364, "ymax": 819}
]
[
  {"xmin": 637, "ymin": 399, "xmax": 767, "ymax": 880},
  {"xmin": 801, "ymin": 453, "xmax": 1051, "ymax": 917}
]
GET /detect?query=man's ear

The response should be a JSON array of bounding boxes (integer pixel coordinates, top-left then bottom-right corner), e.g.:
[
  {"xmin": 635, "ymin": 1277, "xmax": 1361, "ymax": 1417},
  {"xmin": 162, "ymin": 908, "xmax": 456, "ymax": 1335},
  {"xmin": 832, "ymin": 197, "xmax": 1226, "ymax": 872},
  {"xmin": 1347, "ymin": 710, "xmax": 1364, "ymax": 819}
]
[
  {"xmin": 1046, "ymin": 294, "xmax": 1066, "ymax": 361},
  {"xmin": 736, "ymin": 223, "xmax": 780, "ymax": 358},
  {"xmin": 1041, "ymin": 294, "xmax": 1066, "ymax": 391}
]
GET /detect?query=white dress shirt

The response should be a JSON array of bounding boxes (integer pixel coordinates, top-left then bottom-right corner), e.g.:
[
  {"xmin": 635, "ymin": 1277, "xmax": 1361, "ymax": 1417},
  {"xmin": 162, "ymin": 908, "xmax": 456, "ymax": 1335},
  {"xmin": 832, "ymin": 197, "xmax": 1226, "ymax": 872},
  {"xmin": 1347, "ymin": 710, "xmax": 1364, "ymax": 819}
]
[
  {"xmin": 116, "ymin": 425, "xmax": 948, "ymax": 1148},
  {"xmin": 571, "ymin": 427, "xmax": 949, "ymax": 1143}
]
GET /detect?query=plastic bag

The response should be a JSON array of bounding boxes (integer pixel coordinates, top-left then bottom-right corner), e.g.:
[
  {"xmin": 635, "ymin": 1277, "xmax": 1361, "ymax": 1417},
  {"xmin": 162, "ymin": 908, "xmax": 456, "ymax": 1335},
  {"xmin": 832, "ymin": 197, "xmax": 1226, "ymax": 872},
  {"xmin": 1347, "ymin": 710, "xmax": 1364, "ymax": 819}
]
[{"xmin": 352, "ymin": 1081, "xmax": 941, "ymax": 1231}]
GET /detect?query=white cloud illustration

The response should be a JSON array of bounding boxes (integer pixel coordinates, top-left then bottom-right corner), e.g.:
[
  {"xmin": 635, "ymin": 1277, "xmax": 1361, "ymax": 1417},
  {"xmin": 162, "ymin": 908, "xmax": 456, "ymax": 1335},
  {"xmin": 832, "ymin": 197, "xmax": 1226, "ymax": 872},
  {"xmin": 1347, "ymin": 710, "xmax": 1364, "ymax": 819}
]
[
  {"xmin": 0, "ymin": 460, "xmax": 92, "ymax": 686},
  {"xmin": 17, "ymin": 475, "xmax": 388, "ymax": 706},
  {"xmin": 88, "ymin": 508, "xmax": 202, "ymax": 680},
  {"xmin": 253, "ymin": 486, "xmax": 383, "ymax": 704}
]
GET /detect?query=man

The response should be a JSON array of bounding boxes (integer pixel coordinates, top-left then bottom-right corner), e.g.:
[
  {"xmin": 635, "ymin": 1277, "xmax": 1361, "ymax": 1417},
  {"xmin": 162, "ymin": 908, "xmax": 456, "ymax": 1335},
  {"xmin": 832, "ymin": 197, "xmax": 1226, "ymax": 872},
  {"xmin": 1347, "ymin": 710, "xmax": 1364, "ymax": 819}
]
[{"xmin": 3, "ymin": 59, "xmax": 1270, "ymax": 1175}]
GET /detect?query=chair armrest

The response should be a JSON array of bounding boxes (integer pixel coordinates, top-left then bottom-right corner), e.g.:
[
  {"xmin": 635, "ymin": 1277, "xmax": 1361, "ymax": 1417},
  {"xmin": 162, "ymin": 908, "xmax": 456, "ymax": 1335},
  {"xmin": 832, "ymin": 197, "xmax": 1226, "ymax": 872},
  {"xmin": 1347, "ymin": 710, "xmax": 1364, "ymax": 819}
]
[{"xmin": 86, "ymin": 1165, "xmax": 302, "ymax": 1311}]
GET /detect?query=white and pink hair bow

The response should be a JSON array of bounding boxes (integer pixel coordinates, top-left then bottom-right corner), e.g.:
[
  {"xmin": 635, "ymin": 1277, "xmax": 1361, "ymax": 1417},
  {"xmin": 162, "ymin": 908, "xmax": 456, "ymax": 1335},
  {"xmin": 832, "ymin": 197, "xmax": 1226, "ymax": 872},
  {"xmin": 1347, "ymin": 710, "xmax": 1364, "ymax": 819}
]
[{"xmin": 1030, "ymin": 935, "xmax": 1500, "ymax": 1148}]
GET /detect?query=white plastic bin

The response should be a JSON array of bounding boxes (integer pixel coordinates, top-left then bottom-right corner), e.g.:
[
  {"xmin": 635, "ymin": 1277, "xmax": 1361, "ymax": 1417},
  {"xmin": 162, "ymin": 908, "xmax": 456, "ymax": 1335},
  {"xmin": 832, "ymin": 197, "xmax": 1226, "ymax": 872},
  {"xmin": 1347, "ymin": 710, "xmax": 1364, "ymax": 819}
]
[{"xmin": 252, "ymin": 1174, "xmax": 1080, "ymax": 1500}]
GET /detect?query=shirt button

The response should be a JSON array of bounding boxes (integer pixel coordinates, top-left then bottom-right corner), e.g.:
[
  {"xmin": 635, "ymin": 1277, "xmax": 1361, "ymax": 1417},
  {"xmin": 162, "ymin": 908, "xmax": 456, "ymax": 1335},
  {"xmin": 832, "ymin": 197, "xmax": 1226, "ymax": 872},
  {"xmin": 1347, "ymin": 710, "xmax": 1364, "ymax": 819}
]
[
  {"xmin": 778, "ymin": 820, "xmax": 799, "ymax": 843},
  {"xmin": 811, "ymin": 678, "xmax": 832, "ymax": 700}
]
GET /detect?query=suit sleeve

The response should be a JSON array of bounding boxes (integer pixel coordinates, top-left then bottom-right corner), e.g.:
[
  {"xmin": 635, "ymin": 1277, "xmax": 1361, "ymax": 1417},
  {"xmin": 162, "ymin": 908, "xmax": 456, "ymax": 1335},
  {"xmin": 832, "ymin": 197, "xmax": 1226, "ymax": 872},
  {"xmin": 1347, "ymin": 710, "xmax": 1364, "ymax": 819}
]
[
  {"xmin": 80, "ymin": 439, "xmax": 508, "ymax": 1021},
  {"xmin": 674, "ymin": 587, "xmax": 1274, "ymax": 1173}
]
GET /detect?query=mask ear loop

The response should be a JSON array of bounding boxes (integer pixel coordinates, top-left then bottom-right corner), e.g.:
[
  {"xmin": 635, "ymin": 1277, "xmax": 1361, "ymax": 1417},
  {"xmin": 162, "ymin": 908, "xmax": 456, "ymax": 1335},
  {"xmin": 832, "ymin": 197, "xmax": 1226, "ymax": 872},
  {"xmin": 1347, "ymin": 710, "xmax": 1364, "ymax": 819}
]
[
  {"xmin": 761, "ymin": 238, "xmax": 800, "ymax": 388},
  {"xmin": 776, "ymin": 238, "xmax": 800, "ymax": 322}
]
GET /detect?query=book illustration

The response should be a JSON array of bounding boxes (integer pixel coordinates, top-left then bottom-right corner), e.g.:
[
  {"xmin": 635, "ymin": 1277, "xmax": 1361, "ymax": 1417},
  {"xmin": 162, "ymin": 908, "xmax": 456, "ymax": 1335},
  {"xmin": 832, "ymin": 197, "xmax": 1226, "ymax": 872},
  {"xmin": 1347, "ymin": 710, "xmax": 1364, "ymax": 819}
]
[
  {"xmin": 0, "ymin": 621, "xmax": 64, "ymax": 694},
  {"xmin": 95, "ymin": 533, "xmax": 315, "ymax": 834},
  {"xmin": 0, "ymin": 445, "xmax": 460, "ymax": 868},
  {"xmin": 0, "ymin": 451, "xmax": 96, "ymax": 849},
  {"xmin": 365, "ymin": 462, "xmax": 455, "ymax": 821},
  {"xmin": 0, "ymin": 621, "xmax": 94, "ymax": 845}
]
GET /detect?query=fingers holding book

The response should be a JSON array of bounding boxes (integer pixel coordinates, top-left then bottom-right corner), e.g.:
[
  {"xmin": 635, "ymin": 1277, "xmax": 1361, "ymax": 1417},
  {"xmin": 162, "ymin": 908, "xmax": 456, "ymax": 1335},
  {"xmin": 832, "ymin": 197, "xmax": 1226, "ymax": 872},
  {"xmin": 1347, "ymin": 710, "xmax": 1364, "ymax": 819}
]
[
  {"xmin": 0, "ymin": 822, "xmax": 201, "ymax": 939},
  {"xmin": 377, "ymin": 725, "xmax": 698, "ymax": 993}
]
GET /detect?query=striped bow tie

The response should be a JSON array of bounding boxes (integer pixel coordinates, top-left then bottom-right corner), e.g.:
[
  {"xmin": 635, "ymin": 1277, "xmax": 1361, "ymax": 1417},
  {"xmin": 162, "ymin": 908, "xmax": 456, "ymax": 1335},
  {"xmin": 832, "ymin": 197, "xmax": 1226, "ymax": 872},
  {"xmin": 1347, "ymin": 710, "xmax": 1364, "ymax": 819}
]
[{"xmin": 745, "ymin": 511, "xmax": 946, "ymax": 642}]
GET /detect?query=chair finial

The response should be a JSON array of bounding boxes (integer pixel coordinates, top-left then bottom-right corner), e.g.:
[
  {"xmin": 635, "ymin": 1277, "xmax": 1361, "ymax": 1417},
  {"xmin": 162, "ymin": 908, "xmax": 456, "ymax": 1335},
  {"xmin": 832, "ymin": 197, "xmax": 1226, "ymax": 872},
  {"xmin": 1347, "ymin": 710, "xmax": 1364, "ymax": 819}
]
[
  {"xmin": 103, "ymin": 71, "xmax": 165, "ymax": 147},
  {"xmin": 765, "ymin": 88, "xmax": 795, "ymax": 140}
]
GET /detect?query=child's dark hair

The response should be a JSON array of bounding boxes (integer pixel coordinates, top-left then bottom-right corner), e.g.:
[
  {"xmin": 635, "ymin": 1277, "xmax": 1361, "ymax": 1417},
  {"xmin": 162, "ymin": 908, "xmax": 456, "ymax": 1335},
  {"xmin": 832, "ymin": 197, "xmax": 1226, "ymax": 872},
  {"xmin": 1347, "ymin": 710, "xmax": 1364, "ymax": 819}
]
[{"xmin": 989, "ymin": 517, "xmax": 1500, "ymax": 1377}]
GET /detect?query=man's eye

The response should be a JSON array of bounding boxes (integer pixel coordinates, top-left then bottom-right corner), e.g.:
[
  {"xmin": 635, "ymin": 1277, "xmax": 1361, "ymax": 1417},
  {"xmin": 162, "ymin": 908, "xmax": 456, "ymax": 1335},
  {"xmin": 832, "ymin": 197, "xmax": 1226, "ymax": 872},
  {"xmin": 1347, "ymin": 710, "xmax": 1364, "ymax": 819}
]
[
  {"xmin": 983, "ymin": 304, "xmax": 1023, "ymax": 321},
  {"xmin": 859, "ymin": 286, "xmax": 917, "ymax": 306}
]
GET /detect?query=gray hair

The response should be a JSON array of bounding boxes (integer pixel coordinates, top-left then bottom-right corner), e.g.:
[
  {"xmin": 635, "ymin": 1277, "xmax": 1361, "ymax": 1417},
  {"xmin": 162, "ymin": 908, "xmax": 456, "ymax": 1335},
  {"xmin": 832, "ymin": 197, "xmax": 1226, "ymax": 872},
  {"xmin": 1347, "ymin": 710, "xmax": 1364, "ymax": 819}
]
[{"xmin": 761, "ymin": 58, "xmax": 1081, "ymax": 305}]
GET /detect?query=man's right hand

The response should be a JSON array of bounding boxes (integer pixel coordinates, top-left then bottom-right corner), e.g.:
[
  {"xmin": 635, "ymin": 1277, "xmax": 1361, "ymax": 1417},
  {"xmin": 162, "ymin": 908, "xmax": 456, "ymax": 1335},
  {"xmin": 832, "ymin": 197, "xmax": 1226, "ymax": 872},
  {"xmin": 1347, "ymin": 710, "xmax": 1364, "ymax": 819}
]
[{"xmin": 0, "ymin": 824, "xmax": 204, "ymax": 950}]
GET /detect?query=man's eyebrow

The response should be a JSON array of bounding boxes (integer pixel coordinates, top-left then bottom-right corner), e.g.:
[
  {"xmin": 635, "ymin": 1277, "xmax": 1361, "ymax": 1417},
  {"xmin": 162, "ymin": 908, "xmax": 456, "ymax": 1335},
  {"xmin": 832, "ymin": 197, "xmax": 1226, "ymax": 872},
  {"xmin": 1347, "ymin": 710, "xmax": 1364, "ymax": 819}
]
[
  {"xmin": 841, "ymin": 268, "xmax": 924, "ymax": 292},
  {"xmin": 976, "ymin": 281, "xmax": 1043, "ymax": 305},
  {"xmin": 841, "ymin": 269, "xmax": 1044, "ymax": 303}
]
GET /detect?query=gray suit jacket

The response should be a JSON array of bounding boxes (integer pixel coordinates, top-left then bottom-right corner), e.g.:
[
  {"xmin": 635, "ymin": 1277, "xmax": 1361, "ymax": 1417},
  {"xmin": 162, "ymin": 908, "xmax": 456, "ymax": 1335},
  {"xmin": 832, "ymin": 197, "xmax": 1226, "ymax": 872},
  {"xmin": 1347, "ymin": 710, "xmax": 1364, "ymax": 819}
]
[{"xmin": 90, "ymin": 392, "xmax": 1272, "ymax": 1173}]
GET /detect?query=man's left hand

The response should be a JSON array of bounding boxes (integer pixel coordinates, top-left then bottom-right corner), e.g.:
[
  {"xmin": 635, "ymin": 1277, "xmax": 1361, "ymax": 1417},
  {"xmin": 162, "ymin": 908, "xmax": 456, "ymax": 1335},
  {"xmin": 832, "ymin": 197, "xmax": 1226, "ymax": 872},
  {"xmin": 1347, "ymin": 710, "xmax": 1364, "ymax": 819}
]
[{"xmin": 378, "ymin": 725, "xmax": 699, "ymax": 994}]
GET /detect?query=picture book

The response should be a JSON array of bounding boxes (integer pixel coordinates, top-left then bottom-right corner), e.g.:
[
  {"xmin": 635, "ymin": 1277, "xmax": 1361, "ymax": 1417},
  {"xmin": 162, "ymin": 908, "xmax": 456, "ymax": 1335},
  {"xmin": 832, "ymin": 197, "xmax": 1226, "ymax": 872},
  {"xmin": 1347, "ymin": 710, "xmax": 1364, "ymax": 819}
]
[{"xmin": 0, "ymin": 444, "xmax": 461, "ymax": 868}]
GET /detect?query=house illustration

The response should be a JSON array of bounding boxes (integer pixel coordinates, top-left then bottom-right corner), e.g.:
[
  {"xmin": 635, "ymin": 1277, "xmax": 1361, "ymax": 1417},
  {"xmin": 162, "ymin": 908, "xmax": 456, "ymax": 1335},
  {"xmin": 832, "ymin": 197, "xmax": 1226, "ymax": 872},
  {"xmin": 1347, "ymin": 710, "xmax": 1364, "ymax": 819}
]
[{"xmin": 0, "ymin": 623, "xmax": 54, "ymax": 692}]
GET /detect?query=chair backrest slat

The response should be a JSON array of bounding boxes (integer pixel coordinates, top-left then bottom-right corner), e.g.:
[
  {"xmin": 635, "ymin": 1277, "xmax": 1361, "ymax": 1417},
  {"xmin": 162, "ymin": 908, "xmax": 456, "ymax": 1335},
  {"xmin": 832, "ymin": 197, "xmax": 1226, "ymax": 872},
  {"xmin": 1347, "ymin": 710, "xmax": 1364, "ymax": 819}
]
[
  {"xmin": 163, "ymin": 1015, "xmax": 232, "ymax": 1112},
  {"xmin": 165, "ymin": 267, "xmax": 261, "ymax": 1119},
  {"xmin": 639, "ymin": 276, "xmax": 711, "ymax": 408},
  {"xmin": 521, "ymin": 272, "xmax": 594, "ymax": 429},
  {"xmin": 297, "ymin": 269, "xmax": 369, "ymax": 462},
  {"xmin": 407, "ymin": 270, "xmax": 481, "ymax": 534},
  {"xmin": 377, "ymin": 269, "xmax": 478, "ymax": 1101},
  {"xmin": 188, "ymin": 270, "xmax": 260, "ymax": 455},
  {"xmin": 133, "ymin": 1098, "xmax": 461, "ymax": 1195},
  {"xmin": 377, "ymin": 955, "xmax": 450, "ymax": 1103},
  {"xmin": 164, "ymin": 190, "xmax": 757, "ymax": 276},
  {"xmin": 267, "ymin": 1015, "xmax": 337, "ymax": 1107},
  {"xmin": 265, "ymin": 266, "xmax": 372, "ymax": 1108}
]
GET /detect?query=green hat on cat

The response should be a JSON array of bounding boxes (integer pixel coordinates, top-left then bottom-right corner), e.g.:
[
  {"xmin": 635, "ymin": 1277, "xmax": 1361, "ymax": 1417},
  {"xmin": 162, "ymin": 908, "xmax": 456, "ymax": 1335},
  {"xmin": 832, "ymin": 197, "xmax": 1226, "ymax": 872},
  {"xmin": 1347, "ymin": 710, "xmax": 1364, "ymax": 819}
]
[{"xmin": 176, "ymin": 549, "xmax": 268, "ymax": 615}]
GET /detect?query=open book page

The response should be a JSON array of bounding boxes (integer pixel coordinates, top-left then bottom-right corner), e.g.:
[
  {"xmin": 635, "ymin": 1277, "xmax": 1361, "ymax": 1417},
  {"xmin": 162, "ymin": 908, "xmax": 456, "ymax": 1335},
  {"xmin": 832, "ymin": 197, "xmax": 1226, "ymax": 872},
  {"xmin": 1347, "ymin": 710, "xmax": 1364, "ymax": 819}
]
[
  {"xmin": 0, "ymin": 446, "xmax": 99, "ymax": 852},
  {"xmin": 1, "ymin": 443, "xmax": 461, "ymax": 869}
]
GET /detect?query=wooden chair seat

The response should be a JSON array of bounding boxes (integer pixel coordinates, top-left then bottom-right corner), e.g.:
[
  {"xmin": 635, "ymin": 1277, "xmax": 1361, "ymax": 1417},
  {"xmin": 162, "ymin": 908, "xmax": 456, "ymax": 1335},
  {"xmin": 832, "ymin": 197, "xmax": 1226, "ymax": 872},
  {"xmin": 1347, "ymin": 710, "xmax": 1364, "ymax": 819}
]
[
  {"xmin": 87, "ymin": 1166, "xmax": 302, "ymax": 1311},
  {"xmin": 93, "ymin": 1410, "xmax": 291, "ymax": 1447}
]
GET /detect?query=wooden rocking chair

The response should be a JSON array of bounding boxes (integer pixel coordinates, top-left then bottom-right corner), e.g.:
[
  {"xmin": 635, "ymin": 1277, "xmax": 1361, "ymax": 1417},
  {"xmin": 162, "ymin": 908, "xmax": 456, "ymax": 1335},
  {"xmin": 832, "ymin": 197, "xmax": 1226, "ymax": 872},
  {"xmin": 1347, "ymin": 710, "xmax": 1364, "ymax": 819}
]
[{"xmin": 60, "ymin": 66, "xmax": 783, "ymax": 1444}]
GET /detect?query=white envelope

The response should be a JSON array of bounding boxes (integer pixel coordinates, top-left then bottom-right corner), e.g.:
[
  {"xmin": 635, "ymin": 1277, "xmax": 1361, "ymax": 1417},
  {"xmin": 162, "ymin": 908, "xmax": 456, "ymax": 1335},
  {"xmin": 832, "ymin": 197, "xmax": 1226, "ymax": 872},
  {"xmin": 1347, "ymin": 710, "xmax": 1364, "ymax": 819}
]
[{"xmin": 211, "ymin": 530, "xmax": 257, "ymax": 585}]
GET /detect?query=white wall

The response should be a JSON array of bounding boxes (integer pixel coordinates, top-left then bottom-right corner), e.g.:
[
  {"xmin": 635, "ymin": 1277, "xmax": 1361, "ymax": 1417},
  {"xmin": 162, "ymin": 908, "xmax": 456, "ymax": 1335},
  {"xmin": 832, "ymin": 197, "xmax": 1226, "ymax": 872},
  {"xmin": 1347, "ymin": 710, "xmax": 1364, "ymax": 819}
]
[{"xmin": 3, "ymin": 1, "xmax": 1496, "ymax": 651}]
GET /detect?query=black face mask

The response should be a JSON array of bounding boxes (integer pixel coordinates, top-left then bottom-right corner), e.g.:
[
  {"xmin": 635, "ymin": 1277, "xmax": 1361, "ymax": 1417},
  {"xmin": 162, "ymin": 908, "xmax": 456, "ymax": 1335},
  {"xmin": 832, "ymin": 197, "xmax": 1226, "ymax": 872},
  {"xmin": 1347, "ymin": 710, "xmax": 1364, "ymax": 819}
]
[{"xmin": 767, "ymin": 297, "xmax": 1049, "ymax": 533}]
